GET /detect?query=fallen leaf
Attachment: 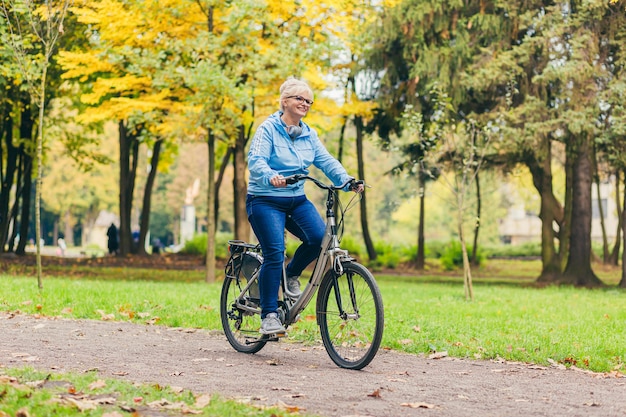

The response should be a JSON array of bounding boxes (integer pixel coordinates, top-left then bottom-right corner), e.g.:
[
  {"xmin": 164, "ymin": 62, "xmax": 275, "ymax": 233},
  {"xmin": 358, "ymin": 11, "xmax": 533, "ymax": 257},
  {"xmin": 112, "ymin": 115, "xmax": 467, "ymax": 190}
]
[
  {"xmin": 88, "ymin": 380, "xmax": 106, "ymax": 390},
  {"xmin": 12, "ymin": 353, "xmax": 39, "ymax": 362},
  {"xmin": 96, "ymin": 310, "xmax": 115, "ymax": 320},
  {"xmin": 60, "ymin": 396, "xmax": 97, "ymax": 411},
  {"xmin": 194, "ymin": 394, "xmax": 212, "ymax": 408},
  {"xmin": 367, "ymin": 389, "xmax": 382, "ymax": 398},
  {"xmin": 402, "ymin": 402, "xmax": 436, "ymax": 409},
  {"xmin": 146, "ymin": 317, "xmax": 161, "ymax": 325},
  {"xmin": 428, "ymin": 351, "xmax": 448, "ymax": 359}
]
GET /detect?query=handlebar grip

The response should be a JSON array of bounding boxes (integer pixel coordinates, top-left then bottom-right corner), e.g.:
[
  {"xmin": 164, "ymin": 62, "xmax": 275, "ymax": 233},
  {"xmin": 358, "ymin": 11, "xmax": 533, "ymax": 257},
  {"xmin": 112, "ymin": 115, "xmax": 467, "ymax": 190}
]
[
  {"xmin": 284, "ymin": 174, "xmax": 302, "ymax": 185},
  {"xmin": 350, "ymin": 179, "xmax": 365, "ymax": 191}
]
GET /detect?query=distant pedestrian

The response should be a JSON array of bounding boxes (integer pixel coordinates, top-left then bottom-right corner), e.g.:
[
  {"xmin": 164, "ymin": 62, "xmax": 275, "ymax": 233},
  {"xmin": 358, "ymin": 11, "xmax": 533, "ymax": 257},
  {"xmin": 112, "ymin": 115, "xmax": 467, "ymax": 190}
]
[
  {"xmin": 151, "ymin": 237, "xmax": 163, "ymax": 255},
  {"xmin": 57, "ymin": 237, "xmax": 67, "ymax": 257},
  {"xmin": 107, "ymin": 223, "xmax": 119, "ymax": 255}
]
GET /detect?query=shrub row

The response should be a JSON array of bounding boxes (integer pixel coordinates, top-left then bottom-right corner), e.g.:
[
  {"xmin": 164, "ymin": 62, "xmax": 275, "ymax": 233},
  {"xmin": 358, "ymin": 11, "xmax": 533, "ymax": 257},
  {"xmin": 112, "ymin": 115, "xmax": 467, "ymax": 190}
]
[{"xmin": 180, "ymin": 233, "xmax": 544, "ymax": 270}]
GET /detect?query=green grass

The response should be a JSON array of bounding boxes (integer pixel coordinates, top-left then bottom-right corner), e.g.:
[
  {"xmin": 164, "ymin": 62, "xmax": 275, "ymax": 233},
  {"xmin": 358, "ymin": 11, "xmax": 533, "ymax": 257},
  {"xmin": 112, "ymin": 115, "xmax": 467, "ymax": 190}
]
[
  {"xmin": 0, "ymin": 276, "xmax": 222, "ymax": 329},
  {"xmin": 1, "ymin": 260, "xmax": 625, "ymax": 416},
  {"xmin": 0, "ymin": 367, "xmax": 316, "ymax": 417},
  {"xmin": 381, "ymin": 279, "xmax": 625, "ymax": 372},
  {"xmin": 1, "ymin": 260, "xmax": 624, "ymax": 374}
]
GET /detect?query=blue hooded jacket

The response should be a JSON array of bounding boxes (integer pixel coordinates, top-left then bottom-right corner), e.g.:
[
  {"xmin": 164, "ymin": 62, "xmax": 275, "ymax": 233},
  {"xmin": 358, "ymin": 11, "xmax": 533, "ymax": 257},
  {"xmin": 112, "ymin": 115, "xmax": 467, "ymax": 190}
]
[{"xmin": 247, "ymin": 111, "xmax": 353, "ymax": 196}]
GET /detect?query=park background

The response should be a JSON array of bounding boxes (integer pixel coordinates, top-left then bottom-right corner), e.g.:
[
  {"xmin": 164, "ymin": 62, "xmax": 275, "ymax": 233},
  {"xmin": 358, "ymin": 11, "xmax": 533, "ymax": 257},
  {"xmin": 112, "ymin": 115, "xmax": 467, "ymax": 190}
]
[
  {"xmin": 1, "ymin": 4, "xmax": 626, "ymax": 415},
  {"xmin": 2, "ymin": 0, "xmax": 626, "ymax": 289}
]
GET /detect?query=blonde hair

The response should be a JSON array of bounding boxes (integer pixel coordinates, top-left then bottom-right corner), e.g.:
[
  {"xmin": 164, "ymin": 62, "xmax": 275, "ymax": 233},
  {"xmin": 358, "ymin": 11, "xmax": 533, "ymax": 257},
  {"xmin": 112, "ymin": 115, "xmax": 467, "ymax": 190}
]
[{"xmin": 279, "ymin": 77, "xmax": 313, "ymax": 111}]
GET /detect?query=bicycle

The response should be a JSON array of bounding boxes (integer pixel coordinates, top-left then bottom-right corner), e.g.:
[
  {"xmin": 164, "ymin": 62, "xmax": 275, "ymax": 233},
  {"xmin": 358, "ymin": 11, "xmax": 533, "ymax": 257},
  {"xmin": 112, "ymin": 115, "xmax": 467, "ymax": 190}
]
[{"xmin": 220, "ymin": 174, "xmax": 384, "ymax": 370}]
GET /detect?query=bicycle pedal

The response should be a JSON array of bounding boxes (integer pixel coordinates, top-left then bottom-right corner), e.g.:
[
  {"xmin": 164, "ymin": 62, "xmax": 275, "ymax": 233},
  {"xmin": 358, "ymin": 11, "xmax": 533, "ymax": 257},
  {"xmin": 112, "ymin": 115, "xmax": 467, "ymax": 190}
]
[{"xmin": 264, "ymin": 331, "xmax": 287, "ymax": 340}]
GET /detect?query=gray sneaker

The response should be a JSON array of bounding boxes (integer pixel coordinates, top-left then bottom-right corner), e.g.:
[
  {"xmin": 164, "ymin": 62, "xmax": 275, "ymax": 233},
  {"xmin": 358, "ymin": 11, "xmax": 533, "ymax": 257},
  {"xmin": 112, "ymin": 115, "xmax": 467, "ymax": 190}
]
[
  {"xmin": 260, "ymin": 312, "xmax": 286, "ymax": 335},
  {"xmin": 285, "ymin": 275, "xmax": 302, "ymax": 297}
]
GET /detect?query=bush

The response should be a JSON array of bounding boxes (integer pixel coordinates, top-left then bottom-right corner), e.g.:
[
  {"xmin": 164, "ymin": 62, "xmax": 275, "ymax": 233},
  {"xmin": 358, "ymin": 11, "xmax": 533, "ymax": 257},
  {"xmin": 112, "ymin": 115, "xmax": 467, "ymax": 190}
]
[
  {"xmin": 483, "ymin": 241, "xmax": 541, "ymax": 258},
  {"xmin": 440, "ymin": 240, "xmax": 485, "ymax": 270},
  {"xmin": 424, "ymin": 240, "xmax": 449, "ymax": 259},
  {"xmin": 366, "ymin": 241, "xmax": 400, "ymax": 269},
  {"xmin": 180, "ymin": 232, "xmax": 232, "ymax": 258},
  {"xmin": 339, "ymin": 235, "xmax": 364, "ymax": 259}
]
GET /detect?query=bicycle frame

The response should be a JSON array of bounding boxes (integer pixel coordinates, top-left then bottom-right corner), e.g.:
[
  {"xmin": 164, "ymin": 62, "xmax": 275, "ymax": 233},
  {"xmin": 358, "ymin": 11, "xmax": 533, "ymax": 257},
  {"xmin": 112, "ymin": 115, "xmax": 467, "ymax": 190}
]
[
  {"xmin": 229, "ymin": 175, "xmax": 358, "ymax": 325},
  {"xmin": 283, "ymin": 185, "xmax": 354, "ymax": 325}
]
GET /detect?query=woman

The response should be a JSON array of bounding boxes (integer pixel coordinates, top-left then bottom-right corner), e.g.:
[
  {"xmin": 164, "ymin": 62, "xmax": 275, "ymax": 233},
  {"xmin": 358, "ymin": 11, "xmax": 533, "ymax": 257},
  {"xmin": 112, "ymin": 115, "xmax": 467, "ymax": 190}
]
[{"xmin": 247, "ymin": 77, "xmax": 364, "ymax": 335}]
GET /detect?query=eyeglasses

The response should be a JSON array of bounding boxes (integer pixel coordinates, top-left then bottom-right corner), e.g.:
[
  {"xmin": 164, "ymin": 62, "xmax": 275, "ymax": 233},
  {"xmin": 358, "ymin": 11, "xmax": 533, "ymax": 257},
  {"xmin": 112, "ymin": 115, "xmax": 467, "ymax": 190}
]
[{"xmin": 287, "ymin": 95, "xmax": 314, "ymax": 106}]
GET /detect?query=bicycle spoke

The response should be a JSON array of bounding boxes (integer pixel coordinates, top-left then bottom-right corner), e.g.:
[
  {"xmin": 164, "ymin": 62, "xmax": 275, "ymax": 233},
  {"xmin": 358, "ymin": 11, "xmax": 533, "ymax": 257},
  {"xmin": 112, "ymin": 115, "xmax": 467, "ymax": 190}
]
[{"xmin": 317, "ymin": 262, "xmax": 384, "ymax": 370}]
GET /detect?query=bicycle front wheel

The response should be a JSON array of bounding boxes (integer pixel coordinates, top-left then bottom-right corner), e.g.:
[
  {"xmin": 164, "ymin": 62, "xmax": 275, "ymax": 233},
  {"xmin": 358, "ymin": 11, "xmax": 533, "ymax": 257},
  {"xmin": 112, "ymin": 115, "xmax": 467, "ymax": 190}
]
[
  {"xmin": 220, "ymin": 273, "xmax": 266, "ymax": 354},
  {"xmin": 316, "ymin": 262, "xmax": 384, "ymax": 370}
]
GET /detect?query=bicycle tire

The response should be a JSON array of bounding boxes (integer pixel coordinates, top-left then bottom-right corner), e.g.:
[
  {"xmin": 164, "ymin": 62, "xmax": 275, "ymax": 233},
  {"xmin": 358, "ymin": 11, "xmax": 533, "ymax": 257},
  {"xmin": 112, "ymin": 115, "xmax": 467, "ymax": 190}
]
[
  {"xmin": 220, "ymin": 264, "xmax": 266, "ymax": 354},
  {"xmin": 316, "ymin": 261, "xmax": 384, "ymax": 370}
]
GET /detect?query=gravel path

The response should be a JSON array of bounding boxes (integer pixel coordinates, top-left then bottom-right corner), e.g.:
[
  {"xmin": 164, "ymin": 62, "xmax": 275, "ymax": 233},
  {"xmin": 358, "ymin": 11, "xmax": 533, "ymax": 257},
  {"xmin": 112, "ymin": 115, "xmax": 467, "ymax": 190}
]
[{"xmin": 0, "ymin": 313, "xmax": 624, "ymax": 417}]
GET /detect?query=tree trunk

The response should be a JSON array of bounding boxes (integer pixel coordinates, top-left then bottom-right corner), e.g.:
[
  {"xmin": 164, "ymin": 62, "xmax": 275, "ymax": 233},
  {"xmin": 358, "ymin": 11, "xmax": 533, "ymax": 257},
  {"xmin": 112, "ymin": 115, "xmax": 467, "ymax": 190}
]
[
  {"xmin": 416, "ymin": 174, "xmax": 425, "ymax": 270},
  {"xmin": 337, "ymin": 117, "xmax": 346, "ymax": 162},
  {"xmin": 35, "ymin": 65, "xmax": 50, "ymax": 288},
  {"xmin": 471, "ymin": 172, "xmax": 481, "ymax": 266},
  {"xmin": 15, "ymin": 154, "xmax": 32, "ymax": 256},
  {"xmin": 592, "ymin": 146, "xmax": 609, "ymax": 263},
  {"xmin": 0, "ymin": 99, "xmax": 18, "ymax": 253},
  {"xmin": 15, "ymin": 95, "xmax": 34, "ymax": 255},
  {"xmin": 118, "ymin": 121, "xmax": 139, "ymax": 256},
  {"xmin": 609, "ymin": 171, "xmax": 622, "ymax": 266},
  {"xmin": 619, "ymin": 171, "xmax": 626, "ymax": 288},
  {"xmin": 137, "ymin": 139, "xmax": 163, "ymax": 256},
  {"xmin": 233, "ymin": 126, "xmax": 249, "ymax": 241},
  {"xmin": 457, "ymin": 199, "xmax": 473, "ymax": 301},
  {"xmin": 7, "ymin": 149, "xmax": 23, "ymax": 253},
  {"xmin": 214, "ymin": 147, "xmax": 233, "ymax": 226},
  {"xmin": 63, "ymin": 210, "xmax": 73, "ymax": 246},
  {"xmin": 561, "ymin": 135, "xmax": 602, "ymax": 286},
  {"xmin": 525, "ymin": 140, "xmax": 563, "ymax": 282},
  {"xmin": 7, "ymin": 181, "xmax": 21, "ymax": 253},
  {"xmin": 205, "ymin": 129, "xmax": 216, "ymax": 283},
  {"xmin": 354, "ymin": 116, "xmax": 376, "ymax": 261},
  {"xmin": 560, "ymin": 152, "xmax": 573, "ymax": 271}
]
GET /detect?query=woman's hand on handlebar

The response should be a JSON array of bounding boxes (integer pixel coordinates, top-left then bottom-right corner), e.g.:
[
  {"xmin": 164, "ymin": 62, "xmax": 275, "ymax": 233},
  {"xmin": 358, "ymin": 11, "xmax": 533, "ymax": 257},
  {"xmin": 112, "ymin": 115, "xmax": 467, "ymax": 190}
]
[
  {"xmin": 351, "ymin": 180, "xmax": 365, "ymax": 194},
  {"xmin": 270, "ymin": 174, "xmax": 288, "ymax": 188}
]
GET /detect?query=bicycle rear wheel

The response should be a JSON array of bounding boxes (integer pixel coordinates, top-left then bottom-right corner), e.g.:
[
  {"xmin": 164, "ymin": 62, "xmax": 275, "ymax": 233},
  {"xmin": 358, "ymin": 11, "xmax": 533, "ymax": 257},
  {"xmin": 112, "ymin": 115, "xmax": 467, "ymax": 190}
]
[
  {"xmin": 316, "ymin": 262, "xmax": 384, "ymax": 370},
  {"xmin": 220, "ymin": 257, "xmax": 266, "ymax": 354}
]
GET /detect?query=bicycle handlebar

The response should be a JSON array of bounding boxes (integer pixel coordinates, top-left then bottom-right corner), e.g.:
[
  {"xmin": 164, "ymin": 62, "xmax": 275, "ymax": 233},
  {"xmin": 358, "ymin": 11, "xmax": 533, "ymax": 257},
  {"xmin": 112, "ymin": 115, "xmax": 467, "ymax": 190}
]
[{"xmin": 284, "ymin": 174, "xmax": 364, "ymax": 191}]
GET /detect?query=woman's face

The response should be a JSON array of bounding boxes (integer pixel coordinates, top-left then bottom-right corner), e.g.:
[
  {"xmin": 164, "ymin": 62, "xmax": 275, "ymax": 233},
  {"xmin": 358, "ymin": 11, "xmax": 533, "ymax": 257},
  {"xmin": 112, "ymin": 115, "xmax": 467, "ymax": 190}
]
[{"xmin": 283, "ymin": 90, "xmax": 313, "ymax": 120}]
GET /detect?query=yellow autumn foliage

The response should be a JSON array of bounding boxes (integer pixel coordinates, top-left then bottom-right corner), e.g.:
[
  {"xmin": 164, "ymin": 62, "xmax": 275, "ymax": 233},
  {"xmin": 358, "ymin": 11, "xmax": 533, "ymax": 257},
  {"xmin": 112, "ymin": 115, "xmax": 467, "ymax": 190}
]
[
  {"xmin": 80, "ymin": 75, "xmax": 153, "ymax": 105},
  {"xmin": 57, "ymin": 52, "xmax": 118, "ymax": 82}
]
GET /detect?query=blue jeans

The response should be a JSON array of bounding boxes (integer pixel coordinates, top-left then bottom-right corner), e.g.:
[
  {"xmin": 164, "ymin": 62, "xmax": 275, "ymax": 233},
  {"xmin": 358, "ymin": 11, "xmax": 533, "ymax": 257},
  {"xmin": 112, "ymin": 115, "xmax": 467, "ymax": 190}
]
[{"xmin": 246, "ymin": 194, "xmax": 325, "ymax": 318}]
